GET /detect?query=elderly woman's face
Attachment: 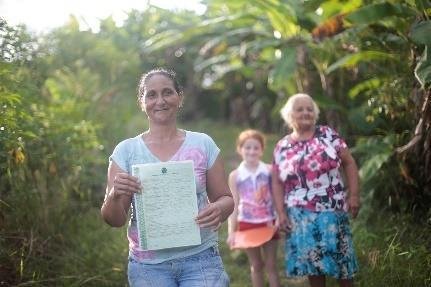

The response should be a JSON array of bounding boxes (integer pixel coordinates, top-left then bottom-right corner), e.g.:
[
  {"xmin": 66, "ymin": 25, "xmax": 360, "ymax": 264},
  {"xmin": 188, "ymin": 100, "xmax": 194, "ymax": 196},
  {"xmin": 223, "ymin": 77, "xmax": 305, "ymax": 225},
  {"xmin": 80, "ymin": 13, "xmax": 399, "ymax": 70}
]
[{"xmin": 291, "ymin": 97, "xmax": 316, "ymax": 130}]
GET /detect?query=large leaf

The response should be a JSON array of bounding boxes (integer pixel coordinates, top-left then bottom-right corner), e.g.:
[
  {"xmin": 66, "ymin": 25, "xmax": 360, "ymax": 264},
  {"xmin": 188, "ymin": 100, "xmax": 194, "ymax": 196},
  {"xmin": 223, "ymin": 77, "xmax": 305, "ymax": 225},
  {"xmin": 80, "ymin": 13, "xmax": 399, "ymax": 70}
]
[
  {"xmin": 353, "ymin": 135, "xmax": 394, "ymax": 183},
  {"xmin": 359, "ymin": 152, "xmax": 392, "ymax": 182},
  {"xmin": 348, "ymin": 78, "xmax": 387, "ymax": 98},
  {"xmin": 415, "ymin": 46, "xmax": 431, "ymax": 89},
  {"xmin": 268, "ymin": 47, "xmax": 296, "ymax": 90},
  {"xmin": 415, "ymin": 0, "xmax": 431, "ymax": 11},
  {"xmin": 410, "ymin": 21, "xmax": 431, "ymax": 46},
  {"xmin": 326, "ymin": 51, "xmax": 397, "ymax": 74},
  {"xmin": 313, "ymin": 94, "xmax": 346, "ymax": 112},
  {"xmin": 142, "ymin": 13, "xmax": 257, "ymax": 53},
  {"xmin": 345, "ymin": 3, "xmax": 416, "ymax": 25},
  {"xmin": 252, "ymin": 0, "xmax": 299, "ymax": 38}
]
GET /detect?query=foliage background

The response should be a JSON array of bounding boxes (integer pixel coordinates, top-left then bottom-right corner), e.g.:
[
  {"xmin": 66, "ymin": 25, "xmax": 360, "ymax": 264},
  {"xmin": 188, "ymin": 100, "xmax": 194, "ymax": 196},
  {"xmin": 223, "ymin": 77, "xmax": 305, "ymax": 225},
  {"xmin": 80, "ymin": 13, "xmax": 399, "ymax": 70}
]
[{"xmin": 1, "ymin": 0, "xmax": 430, "ymax": 286}]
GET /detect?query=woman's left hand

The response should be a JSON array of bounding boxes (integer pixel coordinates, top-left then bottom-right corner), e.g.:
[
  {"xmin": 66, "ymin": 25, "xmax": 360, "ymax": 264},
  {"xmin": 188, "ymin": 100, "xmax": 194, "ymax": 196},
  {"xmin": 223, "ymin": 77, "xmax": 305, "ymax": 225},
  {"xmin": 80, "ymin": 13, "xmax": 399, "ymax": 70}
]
[
  {"xmin": 348, "ymin": 195, "xmax": 360, "ymax": 219},
  {"xmin": 195, "ymin": 202, "xmax": 222, "ymax": 231}
]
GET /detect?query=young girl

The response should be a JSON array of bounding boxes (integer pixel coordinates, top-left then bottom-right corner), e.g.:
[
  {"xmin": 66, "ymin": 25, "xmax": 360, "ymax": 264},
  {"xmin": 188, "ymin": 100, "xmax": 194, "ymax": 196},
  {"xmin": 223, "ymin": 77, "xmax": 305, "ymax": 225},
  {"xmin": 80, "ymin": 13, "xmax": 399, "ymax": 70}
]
[{"xmin": 227, "ymin": 129, "xmax": 280, "ymax": 287}]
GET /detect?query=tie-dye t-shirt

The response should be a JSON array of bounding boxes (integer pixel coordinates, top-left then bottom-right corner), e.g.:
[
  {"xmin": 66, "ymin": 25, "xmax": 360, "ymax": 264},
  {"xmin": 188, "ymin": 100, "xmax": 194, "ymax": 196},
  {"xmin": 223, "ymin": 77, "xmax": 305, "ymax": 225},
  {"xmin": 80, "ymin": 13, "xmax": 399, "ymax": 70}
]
[
  {"xmin": 110, "ymin": 130, "xmax": 220, "ymax": 264},
  {"xmin": 272, "ymin": 126, "xmax": 348, "ymax": 212},
  {"xmin": 236, "ymin": 161, "xmax": 275, "ymax": 223}
]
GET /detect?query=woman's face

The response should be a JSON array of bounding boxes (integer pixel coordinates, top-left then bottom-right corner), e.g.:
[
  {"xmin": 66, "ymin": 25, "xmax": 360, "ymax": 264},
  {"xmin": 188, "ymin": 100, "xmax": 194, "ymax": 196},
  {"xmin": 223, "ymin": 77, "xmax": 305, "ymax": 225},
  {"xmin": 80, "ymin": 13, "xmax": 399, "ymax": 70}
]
[
  {"xmin": 290, "ymin": 97, "xmax": 316, "ymax": 131},
  {"xmin": 239, "ymin": 138, "xmax": 263, "ymax": 165},
  {"xmin": 139, "ymin": 74, "xmax": 182, "ymax": 125}
]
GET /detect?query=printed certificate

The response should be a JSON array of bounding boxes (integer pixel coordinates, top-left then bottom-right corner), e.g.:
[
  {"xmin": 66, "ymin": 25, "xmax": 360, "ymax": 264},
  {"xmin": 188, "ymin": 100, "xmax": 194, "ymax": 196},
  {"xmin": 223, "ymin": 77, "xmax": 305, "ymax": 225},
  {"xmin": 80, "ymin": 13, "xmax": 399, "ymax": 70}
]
[{"xmin": 132, "ymin": 160, "xmax": 201, "ymax": 250}]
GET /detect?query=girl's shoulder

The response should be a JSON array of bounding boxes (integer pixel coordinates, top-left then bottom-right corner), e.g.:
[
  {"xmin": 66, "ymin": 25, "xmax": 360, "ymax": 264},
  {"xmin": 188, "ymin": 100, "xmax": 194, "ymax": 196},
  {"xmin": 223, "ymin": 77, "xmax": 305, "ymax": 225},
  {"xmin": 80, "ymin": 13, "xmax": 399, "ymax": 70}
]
[
  {"xmin": 258, "ymin": 161, "xmax": 272, "ymax": 175},
  {"xmin": 229, "ymin": 168, "xmax": 239, "ymax": 178},
  {"xmin": 264, "ymin": 163, "xmax": 272, "ymax": 171},
  {"xmin": 236, "ymin": 161, "xmax": 270, "ymax": 180}
]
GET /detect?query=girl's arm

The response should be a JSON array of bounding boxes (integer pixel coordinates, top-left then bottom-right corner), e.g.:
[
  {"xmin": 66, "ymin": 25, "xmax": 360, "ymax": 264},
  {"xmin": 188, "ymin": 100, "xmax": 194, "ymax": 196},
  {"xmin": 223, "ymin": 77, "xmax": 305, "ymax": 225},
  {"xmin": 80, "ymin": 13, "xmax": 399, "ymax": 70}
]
[
  {"xmin": 271, "ymin": 167, "xmax": 291, "ymax": 232},
  {"xmin": 101, "ymin": 161, "xmax": 140, "ymax": 227},
  {"xmin": 340, "ymin": 148, "xmax": 360, "ymax": 218},
  {"xmin": 226, "ymin": 170, "xmax": 239, "ymax": 246},
  {"xmin": 196, "ymin": 155, "xmax": 234, "ymax": 230}
]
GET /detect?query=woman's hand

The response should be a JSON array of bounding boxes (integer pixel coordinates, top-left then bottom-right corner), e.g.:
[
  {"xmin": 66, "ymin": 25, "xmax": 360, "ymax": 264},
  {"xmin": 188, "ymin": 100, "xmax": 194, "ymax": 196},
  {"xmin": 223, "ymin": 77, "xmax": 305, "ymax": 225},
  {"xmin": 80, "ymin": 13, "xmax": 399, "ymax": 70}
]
[
  {"xmin": 348, "ymin": 194, "xmax": 360, "ymax": 219},
  {"xmin": 276, "ymin": 212, "xmax": 293, "ymax": 233},
  {"xmin": 111, "ymin": 172, "xmax": 141, "ymax": 200},
  {"xmin": 102, "ymin": 162, "xmax": 138, "ymax": 227},
  {"xmin": 195, "ymin": 202, "xmax": 223, "ymax": 231},
  {"xmin": 340, "ymin": 148, "xmax": 360, "ymax": 219}
]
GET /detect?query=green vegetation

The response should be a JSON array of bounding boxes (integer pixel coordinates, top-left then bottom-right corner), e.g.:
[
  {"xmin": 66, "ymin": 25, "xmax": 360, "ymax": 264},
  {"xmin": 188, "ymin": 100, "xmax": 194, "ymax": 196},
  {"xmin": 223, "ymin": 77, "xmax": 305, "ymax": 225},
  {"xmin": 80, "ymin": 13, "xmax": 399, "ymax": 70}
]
[{"xmin": 1, "ymin": 0, "xmax": 431, "ymax": 286}]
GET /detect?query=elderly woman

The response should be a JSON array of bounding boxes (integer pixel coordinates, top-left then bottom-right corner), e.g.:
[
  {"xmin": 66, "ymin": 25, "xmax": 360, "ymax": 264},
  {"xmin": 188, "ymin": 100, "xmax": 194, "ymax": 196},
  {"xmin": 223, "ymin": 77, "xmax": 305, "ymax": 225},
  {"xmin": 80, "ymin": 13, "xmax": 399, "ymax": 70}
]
[{"xmin": 272, "ymin": 93, "xmax": 360, "ymax": 287}]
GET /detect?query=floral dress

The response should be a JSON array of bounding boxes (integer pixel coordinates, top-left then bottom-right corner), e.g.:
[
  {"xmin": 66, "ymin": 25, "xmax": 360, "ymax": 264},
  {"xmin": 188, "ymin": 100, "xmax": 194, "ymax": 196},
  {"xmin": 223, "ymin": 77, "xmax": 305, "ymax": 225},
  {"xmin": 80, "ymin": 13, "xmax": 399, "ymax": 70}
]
[{"xmin": 273, "ymin": 125, "xmax": 358, "ymax": 279}]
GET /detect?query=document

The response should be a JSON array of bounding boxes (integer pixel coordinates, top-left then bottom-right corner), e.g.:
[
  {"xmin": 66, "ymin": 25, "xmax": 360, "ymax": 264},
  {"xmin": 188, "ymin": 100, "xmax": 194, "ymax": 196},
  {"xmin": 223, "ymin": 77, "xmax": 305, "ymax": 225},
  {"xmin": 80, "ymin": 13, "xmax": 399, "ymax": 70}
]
[{"xmin": 132, "ymin": 160, "xmax": 201, "ymax": 250}]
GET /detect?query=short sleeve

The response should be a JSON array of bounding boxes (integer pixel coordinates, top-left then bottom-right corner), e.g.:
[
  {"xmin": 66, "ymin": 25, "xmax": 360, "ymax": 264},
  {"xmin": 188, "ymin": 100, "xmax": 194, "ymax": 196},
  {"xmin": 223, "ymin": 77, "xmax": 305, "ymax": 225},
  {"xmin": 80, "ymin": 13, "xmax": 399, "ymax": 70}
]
[
  {"xmin": 323, "ymin": 126, "xmax": 347, "ymax": 154},
  {"xmin": 109, "ymin": 140, "xmax": 129, "ymax": 172},
  {"xmin": 203, "ymin": 133, "xmax": 220, "ymax": 169},
  {"xmin": 272, "ymin": 139, "xmax": 283, "ymax": 178}
]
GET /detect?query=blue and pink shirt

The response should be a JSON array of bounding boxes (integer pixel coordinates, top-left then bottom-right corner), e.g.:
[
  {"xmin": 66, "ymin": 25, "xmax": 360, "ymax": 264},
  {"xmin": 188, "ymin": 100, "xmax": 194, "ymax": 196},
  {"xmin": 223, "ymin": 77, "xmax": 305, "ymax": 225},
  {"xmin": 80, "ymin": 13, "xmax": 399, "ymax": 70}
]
[
  {"xmin": 236, "ymin": 161, "xmax": 275, "ymax": 223},
  {"xmin": 110, "ymin": 130, "xmax": 220, "ymax": 264}
]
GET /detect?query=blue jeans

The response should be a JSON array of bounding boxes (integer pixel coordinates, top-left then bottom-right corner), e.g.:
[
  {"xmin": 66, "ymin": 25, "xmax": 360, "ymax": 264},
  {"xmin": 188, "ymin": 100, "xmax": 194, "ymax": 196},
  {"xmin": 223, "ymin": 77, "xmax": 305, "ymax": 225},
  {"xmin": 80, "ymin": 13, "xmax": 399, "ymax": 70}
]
[{"xmin": 128, "ymin": 246, "xmax": 230, "ymax": 287}]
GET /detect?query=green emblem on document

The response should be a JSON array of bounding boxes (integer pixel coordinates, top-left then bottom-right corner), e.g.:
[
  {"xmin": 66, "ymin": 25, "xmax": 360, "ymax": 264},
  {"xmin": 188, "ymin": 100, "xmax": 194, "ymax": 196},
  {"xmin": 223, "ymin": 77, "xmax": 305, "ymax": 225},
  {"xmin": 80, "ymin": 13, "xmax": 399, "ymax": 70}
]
[{"xmin": 161, "ymin": 167, "xmax": 167, "ymax": 174}]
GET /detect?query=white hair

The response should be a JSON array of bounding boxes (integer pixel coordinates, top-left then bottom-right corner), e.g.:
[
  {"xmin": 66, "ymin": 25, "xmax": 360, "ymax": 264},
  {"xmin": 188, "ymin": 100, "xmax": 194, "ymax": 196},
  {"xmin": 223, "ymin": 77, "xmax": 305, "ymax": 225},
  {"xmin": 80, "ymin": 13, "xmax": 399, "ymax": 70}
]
[{"xmin": 280, "ymin": 93, "xmax": 320, "ymax": 128}]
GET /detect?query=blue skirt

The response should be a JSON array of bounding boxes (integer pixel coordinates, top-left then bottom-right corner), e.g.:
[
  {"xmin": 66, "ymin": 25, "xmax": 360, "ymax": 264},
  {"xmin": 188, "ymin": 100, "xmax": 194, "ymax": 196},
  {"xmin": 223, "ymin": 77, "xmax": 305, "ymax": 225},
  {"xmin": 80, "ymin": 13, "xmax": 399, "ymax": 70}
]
[{"xmin": 284, "ymin": 208, "xmax": 358, "ymax": 279}]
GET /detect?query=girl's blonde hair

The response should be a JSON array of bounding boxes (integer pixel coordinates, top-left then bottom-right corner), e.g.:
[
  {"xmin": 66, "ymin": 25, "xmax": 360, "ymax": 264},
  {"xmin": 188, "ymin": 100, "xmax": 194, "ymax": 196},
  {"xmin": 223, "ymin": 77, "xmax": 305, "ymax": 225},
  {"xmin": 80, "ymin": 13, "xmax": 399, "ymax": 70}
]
[
  {"xmin": 236, "ymin": 129, "xmax": 266, "ymax": 155},
  {"xmin": 280, "ymin": 93, "xmax": 320, "ymax": 128}
]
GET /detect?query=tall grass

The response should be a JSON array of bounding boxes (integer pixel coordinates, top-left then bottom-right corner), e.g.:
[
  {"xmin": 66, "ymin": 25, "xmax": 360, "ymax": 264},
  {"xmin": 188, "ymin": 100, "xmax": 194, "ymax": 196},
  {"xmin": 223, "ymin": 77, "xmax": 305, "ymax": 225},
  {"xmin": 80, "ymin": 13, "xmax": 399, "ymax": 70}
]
[
  {"xmin": 0, "ymin": 176, "xmax": 128, "ymax": 286},
  {"xmin": 353, "ymin": 213, "xmax": 431, "ymax": 287}
]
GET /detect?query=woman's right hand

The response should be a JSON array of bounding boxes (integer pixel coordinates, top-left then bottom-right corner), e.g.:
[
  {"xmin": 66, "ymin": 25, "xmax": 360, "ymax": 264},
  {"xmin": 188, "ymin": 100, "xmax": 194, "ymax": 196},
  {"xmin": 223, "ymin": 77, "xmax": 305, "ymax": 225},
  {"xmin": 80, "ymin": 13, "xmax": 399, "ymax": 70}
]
[
  {"xmin": 276, "ymin": 212, "xmax": 293, "ymax": 233},
  {"xmin": 111, "ymin": 173, "xmax": 141, "ymax": 200}
]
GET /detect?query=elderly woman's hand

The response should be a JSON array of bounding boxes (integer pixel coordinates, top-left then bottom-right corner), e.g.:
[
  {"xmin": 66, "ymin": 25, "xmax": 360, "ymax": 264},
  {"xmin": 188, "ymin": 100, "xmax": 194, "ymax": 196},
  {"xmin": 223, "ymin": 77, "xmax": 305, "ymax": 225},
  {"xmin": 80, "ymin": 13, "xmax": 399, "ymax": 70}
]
[
  {"xmin": 195, "ymin": 202, "xmax": 223, "ymax": 231},
  {"xmin": 348, "ymin": 194, "xmax": 360, "ymax": 219},
  {"xmin": 276, "ymin": 212, "xmax": 293, "ymax": 233},
  {"xmin": 112, "ymin": 173, "xmax": 141, "ymax": 199}
]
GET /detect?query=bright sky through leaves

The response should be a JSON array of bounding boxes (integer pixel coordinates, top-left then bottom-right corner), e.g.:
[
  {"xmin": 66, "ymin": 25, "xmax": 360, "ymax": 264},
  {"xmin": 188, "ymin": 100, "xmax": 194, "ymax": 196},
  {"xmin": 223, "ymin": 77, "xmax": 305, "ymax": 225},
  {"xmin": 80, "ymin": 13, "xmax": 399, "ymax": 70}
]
[{"xmin": 0, "ymin": 0, "xmax": 205, "ymax": 33}]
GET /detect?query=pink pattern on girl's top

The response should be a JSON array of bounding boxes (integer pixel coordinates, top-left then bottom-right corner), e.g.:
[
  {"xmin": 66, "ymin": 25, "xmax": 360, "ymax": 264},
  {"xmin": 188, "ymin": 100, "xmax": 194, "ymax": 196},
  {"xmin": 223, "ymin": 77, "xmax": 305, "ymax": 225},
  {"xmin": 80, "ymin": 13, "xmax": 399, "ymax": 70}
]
[
  {"xmin": 236, "ymin": 161, "xmax": 276, "ymax": 223},
  {"xmin": 272, "ymin": 126, "xmax": 348, "ymax": 212}
]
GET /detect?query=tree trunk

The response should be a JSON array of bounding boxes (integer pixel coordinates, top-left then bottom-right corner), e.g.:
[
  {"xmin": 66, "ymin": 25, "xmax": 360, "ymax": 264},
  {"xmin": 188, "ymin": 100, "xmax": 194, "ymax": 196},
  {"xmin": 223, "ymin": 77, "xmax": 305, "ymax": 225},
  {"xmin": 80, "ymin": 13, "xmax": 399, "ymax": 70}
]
[{"xmin": 397, "ymin": 89, "xmax": 431, "ymax": 215}]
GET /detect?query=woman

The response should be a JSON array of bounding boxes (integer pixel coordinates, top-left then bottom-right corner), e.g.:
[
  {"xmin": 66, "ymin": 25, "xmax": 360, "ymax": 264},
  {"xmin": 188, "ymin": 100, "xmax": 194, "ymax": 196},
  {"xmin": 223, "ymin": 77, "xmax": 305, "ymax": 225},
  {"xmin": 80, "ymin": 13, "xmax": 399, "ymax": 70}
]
[
  {"xmin": 101, "ymin": 68, "xmax": 234, "ymax": 287},
  {"xmin": 272, "ymin": 93, "xmax": 360, "ymax": 287}
]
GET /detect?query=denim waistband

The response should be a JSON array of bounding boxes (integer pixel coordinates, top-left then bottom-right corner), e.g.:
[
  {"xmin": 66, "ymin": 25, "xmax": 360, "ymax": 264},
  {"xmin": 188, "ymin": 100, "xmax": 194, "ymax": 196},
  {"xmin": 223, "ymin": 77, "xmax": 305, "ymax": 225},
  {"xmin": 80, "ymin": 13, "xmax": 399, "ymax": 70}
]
[{"xmin": 129, "ymin": 245, "xmax": 220, "ymax": 264}]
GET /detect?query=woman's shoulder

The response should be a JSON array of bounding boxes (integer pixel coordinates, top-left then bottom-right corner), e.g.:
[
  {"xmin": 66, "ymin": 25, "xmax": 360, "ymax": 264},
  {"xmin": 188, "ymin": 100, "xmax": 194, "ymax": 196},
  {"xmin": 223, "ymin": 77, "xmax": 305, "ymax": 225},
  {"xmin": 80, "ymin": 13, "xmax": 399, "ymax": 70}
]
[
  {"xmin": 317, "ymin": 125, "xmax": 334, "ymax": 133},
  {"xmin": 184, "ymin": 130, "xmax": 218, "ymax": 147},
  {"xmin": 113, "ymin": 134, "xmax": 142, "ymax": 151},
  {"xmin": 117, "ymin": 134, "xmax": 141, "ymax": 145},
  {"xmin": 316, "ymin": 125, "xmax": 342, "ymax": 139},
  {"xmin": 183, "ymin": 130, "xmax": 213, "ymax": 141},
  {"xmin": 273, "ymin": 134, "xmax": 291, "ymax": 151}
]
